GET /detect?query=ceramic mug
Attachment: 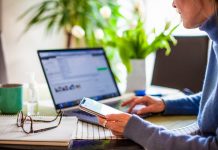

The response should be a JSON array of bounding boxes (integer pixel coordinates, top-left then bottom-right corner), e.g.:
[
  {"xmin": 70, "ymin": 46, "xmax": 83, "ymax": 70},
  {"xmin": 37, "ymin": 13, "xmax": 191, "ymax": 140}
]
[{"xmin": 0, "ymin": 84, "xmax": 23, "ymax": 114}]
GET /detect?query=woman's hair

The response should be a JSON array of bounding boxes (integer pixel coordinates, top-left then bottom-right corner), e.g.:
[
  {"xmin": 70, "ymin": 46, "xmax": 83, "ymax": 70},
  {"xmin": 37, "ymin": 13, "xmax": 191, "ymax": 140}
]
[
  {"xmin": 213, "ymin": 0, "xmax": 218, "ymax": 24},
  {"xmin": 213, "ymin": 0, "xmax": 218, "ymax": 12}
]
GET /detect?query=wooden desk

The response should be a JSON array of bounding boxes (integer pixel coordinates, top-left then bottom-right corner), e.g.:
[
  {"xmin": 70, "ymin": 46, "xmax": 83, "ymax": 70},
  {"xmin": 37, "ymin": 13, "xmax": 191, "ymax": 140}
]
[{"xmin": 146, "ymin": 115, "xmax": 196, "ymax": 130}]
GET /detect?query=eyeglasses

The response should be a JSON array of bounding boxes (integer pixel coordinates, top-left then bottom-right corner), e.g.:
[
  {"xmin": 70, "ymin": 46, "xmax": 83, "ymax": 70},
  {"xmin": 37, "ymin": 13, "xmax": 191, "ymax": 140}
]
[{"xmin": 17, "ymin": 111, "xmax": 63, "ymax": 134}]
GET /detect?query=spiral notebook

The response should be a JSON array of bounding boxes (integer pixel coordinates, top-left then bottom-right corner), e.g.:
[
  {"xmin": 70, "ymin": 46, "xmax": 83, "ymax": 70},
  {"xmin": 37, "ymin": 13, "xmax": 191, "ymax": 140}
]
[{"xmin": 0, "ymin": 115, "xmax": 78, "ymax": 146}]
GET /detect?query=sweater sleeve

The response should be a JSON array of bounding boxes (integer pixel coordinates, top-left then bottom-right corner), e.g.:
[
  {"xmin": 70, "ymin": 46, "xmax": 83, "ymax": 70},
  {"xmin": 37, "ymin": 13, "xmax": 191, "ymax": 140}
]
[
  {"xmin": 124, "ymin": 115, "xmax": 218, "ymax": 150},
  {"xmin": 163, "ymin": 92, "xmax": 202, "ymax": 115}
]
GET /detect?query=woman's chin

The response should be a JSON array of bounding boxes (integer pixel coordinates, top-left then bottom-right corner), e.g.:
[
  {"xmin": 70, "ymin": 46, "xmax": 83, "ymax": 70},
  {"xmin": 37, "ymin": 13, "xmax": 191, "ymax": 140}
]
[{"xmin": 182, "ymin": 22, "xmax": 199, "ymax": 29}]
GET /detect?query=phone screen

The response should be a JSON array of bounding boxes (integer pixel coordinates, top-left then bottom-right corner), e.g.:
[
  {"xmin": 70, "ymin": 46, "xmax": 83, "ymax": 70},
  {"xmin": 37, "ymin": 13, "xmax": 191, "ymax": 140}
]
[{"xmin": 79, "ymin": 97, "xmax": 123, "ymax": 117}]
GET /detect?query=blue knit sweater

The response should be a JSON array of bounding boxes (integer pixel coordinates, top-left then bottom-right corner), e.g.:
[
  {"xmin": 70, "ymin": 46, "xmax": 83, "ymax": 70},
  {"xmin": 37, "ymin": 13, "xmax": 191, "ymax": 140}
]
[{"xmin": 124, "ymin": 13, "xmax": 218, "ymax": 150}]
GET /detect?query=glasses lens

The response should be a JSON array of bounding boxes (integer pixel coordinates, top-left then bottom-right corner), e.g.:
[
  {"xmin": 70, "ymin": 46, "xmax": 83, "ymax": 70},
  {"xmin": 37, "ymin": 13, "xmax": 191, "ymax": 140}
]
[
  {"xmin": 23, "ymin": 116, "xmax": 32, "ymax": 133},
  {"xmin": 17, "ymin": 112, "xmax": 23, "ymax": 127}
]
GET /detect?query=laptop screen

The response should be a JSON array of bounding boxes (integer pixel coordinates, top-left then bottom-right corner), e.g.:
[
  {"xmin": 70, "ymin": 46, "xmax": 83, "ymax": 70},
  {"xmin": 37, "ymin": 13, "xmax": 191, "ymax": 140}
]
[{"xmin": 38, "ymin": 48, "xmax": 120, "ymax": 109}]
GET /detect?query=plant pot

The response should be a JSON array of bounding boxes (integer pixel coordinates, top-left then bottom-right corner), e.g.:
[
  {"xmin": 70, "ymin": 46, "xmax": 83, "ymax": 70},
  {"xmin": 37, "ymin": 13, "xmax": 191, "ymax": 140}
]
[
  {"xmin": 116, "ymin": 63, "xmax": 127, "ymax": 94},
  {"xmin": 126, "ymin": 59, "xmax": 146, "ymax": 92}
]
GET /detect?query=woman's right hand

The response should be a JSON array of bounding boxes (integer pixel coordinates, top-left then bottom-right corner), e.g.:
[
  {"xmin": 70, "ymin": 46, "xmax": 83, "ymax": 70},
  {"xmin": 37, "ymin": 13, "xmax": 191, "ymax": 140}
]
[{"xmin": 121, "ymin": 96, "xmax": 166, "ymax": 115}]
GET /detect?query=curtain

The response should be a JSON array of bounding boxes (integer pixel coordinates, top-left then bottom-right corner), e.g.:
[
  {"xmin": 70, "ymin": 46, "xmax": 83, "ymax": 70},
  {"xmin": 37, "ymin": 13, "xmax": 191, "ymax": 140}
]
[{"xmin": 0, "ymin": 31, "xmax": 8, "ymax": 84}]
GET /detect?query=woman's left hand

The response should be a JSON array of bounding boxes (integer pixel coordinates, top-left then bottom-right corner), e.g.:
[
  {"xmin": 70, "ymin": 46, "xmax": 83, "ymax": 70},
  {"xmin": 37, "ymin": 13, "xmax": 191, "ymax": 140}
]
[{"xmin": 98, "ymin": 113, "xmax": 132, "ymax": 136}]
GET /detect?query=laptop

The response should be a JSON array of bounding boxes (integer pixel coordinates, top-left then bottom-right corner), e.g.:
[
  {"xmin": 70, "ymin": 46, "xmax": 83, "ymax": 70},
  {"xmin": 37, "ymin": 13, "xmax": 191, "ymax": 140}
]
[{"xmin": 37, "ymin": 48, "xmax": 134, "ymax": 125}]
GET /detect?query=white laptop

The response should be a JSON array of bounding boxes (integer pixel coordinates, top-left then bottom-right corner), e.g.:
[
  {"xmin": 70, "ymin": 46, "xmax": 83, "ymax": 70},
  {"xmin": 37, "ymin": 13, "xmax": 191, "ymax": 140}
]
[{"xmin": 37, "ymin": 48, "xmax": 133, "ymax": 125}]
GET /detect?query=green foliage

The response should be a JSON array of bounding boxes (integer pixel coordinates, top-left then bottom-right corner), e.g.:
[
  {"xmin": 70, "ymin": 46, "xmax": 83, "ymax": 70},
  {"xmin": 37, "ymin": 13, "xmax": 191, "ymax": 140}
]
[
  {"xmin": 110, "ymin": 19, "xmax": 178, "ymax": 73},
  {"xmin": 19, "ymin": 0, "xmax": 122, "ymax": 47}
]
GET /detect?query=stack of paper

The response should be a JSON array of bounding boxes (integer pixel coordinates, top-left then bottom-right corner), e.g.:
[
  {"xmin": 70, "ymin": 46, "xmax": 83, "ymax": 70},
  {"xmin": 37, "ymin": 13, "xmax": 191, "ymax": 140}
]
[{"xmin": 0, "ymin": 115, "xmax": 78, "ymax": 146}]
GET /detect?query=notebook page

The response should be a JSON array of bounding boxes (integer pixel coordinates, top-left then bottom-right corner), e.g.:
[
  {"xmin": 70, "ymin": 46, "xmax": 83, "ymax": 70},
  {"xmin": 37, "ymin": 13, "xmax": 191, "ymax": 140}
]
[
  {"xmin": 74, "ymin": 120, "xmax": 83, "ymax": 139},
  {"xmin": 93, "ymin": 124, "xmax": 100, "ymax": 139},
  {"xmin": 87, "ymin": 123, "xmax": 94, "ymax": 139},
  {"xmin": 98, "ymin": 126, "xmax": 106, "ymax": 139}
]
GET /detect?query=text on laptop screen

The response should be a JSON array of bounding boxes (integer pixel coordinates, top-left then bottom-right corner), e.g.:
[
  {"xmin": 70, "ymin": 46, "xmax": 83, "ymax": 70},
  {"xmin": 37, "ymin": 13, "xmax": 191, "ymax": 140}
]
[{"xmin": 38, "ymin": 49, "xmax": 120, "ymax": 109}]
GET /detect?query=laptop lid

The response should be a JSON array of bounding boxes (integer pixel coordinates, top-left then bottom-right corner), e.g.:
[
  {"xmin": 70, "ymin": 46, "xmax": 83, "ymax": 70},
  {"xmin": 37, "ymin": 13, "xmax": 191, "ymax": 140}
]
[{"xmin": 38, "ymin": 48, "xmax": 120, "ymax": 110}]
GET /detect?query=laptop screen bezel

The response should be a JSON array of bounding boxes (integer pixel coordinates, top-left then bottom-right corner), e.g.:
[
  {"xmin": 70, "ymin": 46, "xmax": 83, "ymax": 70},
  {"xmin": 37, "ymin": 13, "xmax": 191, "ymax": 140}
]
[{"xmin": 37, "ymin": 48, "xmax": 121, "ymax": 110}]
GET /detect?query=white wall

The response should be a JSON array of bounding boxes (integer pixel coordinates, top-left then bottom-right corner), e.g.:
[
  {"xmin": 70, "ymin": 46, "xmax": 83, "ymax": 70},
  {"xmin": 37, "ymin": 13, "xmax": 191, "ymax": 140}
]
[{"xmin": 2, "ymin": 0, "xmax": 66, "ymax": 84}]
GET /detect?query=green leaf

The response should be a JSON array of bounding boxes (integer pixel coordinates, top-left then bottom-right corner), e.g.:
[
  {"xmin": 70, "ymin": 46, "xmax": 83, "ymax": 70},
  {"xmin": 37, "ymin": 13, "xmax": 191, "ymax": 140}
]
[{"xmin": 113, "ymin": 19, "xmax": 178, "ymax": 73}]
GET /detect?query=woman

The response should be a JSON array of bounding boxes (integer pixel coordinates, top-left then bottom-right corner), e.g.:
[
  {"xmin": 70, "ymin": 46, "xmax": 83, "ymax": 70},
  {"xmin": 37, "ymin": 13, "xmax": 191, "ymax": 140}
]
[{"xmin": 98, "ymin": 0, "xmax": 218, "ymax": 149}]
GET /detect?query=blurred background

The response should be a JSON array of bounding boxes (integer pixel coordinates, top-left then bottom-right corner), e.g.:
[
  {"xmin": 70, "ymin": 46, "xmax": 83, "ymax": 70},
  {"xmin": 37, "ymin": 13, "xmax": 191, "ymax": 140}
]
[{"xmin": 0, "ymin": 0, "xmax": 205, "ymax": 86}]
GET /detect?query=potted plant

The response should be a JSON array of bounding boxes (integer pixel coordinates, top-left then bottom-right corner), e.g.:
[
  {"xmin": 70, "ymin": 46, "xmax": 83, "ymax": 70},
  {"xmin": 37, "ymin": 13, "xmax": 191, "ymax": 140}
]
[{"xmin": 110, "ymin": 19, "xmax": 178, "ymax": 92}]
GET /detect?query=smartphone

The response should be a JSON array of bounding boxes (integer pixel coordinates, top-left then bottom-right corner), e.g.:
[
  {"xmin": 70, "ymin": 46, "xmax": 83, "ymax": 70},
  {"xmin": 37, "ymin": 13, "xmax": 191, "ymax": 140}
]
[{"xmin": 79, "ymin": 97, "xmax": 123, "ymax": 118}]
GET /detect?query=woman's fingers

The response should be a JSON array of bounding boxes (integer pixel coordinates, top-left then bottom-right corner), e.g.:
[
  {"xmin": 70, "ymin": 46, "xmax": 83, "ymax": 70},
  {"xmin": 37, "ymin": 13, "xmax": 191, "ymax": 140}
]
[
  {"xmin": 121, "ymin": 96, "xmax": 138, "ymax": 106},
  {"xmin": 122, "ymin": 96, "xmax": 165, "ymax": 114},
  {"xmin": 136, "ymin": 98, "xmax": 165, "ymax": 114},
  {"xmin": 106, "ymin": 120, "xmax": 125, "ymax": 133},
  {"xmin": 98, "ymin": 114, "xmax": 132, "ymax": 135},
  {"xmin": 136, "ymin": 106, "xmax": 152, "ymax": 115},
  {"xmin": 111, "ymin": 130, "xmax": 123, "ymax": 136},
  {"xmin": 106, "ymin": 114, "xmax": 119, "ymax": 121},
  {"xmin": 98, "ymin": 116, "xmax": 106, "ymax": 126},
  {"xmin": 106, "ymin": 113, "xmax": 130, "ymax": 121},
  {"xmin": 127, "ymin": 98, "xmax": 148, "ymax": 113}
]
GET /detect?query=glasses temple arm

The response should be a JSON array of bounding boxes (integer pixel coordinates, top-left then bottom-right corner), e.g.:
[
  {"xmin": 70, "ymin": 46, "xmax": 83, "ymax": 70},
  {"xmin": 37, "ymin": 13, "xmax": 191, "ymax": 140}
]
[{"xmin": 33, "ymin": 113, "xmax": 63, "ymax": 133}]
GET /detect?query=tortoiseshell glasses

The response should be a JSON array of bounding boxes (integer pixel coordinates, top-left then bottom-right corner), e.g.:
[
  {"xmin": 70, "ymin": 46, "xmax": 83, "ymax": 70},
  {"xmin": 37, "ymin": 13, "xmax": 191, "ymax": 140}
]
[{"xmin": 17, "ymin": 111, "xmax": 63, "ymax": 134}]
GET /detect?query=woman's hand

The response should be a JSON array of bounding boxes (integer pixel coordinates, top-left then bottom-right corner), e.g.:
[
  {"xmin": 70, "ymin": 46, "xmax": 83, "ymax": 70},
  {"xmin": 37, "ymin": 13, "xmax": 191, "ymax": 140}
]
[
  {"xmin": 122, "ymin": 96, "xmax": 165, "ymax": 115},
  {"xmin": 98, "ymin": 113, "xmax": 132, "ymax": 136}
]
